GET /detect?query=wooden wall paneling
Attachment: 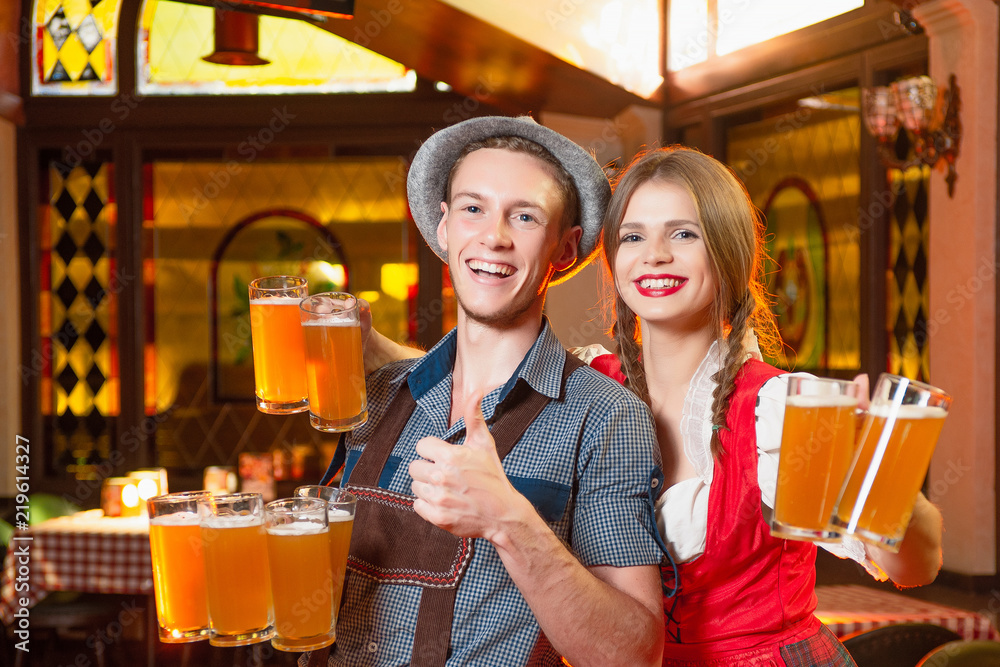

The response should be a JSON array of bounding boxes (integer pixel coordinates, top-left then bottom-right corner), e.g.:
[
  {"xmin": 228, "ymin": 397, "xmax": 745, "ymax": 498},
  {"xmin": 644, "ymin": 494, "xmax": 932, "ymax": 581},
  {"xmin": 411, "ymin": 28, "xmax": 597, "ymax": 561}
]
[
  {"xmin": 18, "ymin": 131, "xmax": 41, "ymax": 484},
  {"xmin": 115, "ymin": 129, "xmax": 146, "ymax": 473}
]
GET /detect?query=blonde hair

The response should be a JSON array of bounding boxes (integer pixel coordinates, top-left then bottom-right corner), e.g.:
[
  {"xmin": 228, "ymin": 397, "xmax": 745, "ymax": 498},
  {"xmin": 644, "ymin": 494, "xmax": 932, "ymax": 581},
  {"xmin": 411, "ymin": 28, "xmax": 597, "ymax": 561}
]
[{"xmin": 601, "ymin": 146, "xmax": 780, "ymax": 457}]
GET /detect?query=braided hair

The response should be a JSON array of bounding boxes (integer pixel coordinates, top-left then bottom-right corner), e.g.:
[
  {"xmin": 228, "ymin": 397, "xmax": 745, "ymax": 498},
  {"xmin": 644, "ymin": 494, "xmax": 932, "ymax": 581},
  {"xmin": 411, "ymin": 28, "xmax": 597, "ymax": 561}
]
[{"xmin": 601, "ymin": 146, "xmax": 780, "ymax": 457}]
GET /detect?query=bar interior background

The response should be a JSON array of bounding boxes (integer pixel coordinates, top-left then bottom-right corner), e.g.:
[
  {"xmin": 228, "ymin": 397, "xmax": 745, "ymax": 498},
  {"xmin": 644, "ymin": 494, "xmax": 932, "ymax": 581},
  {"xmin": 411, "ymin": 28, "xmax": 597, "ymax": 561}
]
[{"xmin": 0, "ymin": 0, "xmax": 998, "ymax": 599}]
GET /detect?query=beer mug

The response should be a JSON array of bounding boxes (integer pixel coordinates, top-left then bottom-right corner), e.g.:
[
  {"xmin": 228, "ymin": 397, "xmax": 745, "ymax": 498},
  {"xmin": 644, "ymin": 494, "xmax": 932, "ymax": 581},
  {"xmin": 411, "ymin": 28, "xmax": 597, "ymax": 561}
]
[
  {"xmin": 198, "ymin": 493, "xmax": 274, "ymax": 646},
  {"xmin": 264, "ymin": 497, "xmax": 337, "ymax": 652},
  {"xmin": 831, "ymin": 374, "xmax": 951, "ymax": 552},
  {"xmin": 147, "ymin": 491, "xmax": 212, "ymax": 643},
  {"xmin": 771, "ymin": 376, "xmax": 860, "ymax": 542},
  {"xmin": 299, "ymin": 292, "xmax": 368, "ymax": 432},
  {"xmin": 249, "ymin": 276, "xmax": 309, "ymax": 414},
  {"xmin": 295, "ymin": 485, "xmax": 357, "ymax": 618}
]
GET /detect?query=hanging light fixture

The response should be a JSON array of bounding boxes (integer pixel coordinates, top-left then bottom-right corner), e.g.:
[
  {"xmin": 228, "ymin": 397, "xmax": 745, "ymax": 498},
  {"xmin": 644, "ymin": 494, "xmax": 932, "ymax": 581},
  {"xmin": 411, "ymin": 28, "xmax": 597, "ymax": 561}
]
[
  {"xmin": 861, "ymin": 74, "xmax": 962, "ymax": 197},
  {"xmin": 202, "ymin": 9, "xmax": 271, "ymax": 67}
]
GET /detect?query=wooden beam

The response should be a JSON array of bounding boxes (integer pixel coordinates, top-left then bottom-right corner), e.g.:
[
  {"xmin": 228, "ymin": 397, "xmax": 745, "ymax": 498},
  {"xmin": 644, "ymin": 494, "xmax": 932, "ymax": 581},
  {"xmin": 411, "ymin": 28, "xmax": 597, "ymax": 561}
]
[{"xmin": 311, "ymin": 0, "xmax": 651, "ymax": 117}]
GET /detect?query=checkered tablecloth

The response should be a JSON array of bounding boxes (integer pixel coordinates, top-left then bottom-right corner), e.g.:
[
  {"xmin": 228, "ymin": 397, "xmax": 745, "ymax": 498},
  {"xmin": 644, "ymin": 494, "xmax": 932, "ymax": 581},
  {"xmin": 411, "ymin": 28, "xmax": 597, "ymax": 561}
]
[
  {"xmin": 816, "ymin": 584, "xmax": 999, "ymax": 641},
  {"xmin": 0, "ymin": 512, "xmax": 153, "ymax": 625}
]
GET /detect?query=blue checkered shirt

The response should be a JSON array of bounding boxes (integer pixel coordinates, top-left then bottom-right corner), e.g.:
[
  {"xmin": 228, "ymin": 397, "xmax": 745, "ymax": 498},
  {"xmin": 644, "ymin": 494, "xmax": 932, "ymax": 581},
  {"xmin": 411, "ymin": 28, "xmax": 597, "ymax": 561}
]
[{"xmin": 328, "ymin": 321, "xmax": 662, "ymax": 666}]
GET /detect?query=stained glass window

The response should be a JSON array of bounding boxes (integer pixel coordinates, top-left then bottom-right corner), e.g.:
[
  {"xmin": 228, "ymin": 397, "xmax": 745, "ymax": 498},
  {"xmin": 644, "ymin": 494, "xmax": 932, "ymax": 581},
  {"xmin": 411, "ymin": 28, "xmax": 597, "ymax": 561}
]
[
  {"xmin": 727, "ymin": 90, "xmax": 862, "ymax": 373},
  {"xmin": 887, "ymin": 165, "xmax": 932, "ymax": 381},
  {"xmin": 138, "ymin": 0, "xmax": 415, "ymax": 95},
  {"xmin": 146, "ymin": 159, "xmax": 416, "ymax": 471},
  {"xmin": 41, "ymin": 159, "xmax": 120, "ymax": 478},
  {"xmin": 32, "ymin": 0, "xmax": 121, "ymax": 95}
]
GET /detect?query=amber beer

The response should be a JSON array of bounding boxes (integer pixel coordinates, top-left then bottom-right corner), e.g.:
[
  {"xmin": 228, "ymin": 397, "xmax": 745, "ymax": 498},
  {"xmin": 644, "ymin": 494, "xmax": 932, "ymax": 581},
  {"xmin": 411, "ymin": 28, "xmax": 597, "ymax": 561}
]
[
  {"xmin": 198, "ymin": 493, "xmax": 274, "ymax": 646},
  {"xmin": 300, "ymin": 293, "xmax": 368, "ymax": 432},
  {"xmin": 327, "ymin": 512, "xmax": 354, "ymax": 614},
  {"xmin": 264, "ymin": 498, "xmax": 336, "ymax": 652},
  {"xmin": 833, "ymin": 375, "xmax": 951, "ymax": 552},
  {"xmin": 148, "ymin": 492, "xmax": 211, "ymax": 643},
  {"xmin": 249, "ymin": 276, "xmax": 309, "ymax": 414},
  {"xmin": 771, "ymin": 377, "xmax": 859, "ymax": 542},
  {"xmin": 294, "ymin": 486, "xmax": 357, "ymax": 619}
]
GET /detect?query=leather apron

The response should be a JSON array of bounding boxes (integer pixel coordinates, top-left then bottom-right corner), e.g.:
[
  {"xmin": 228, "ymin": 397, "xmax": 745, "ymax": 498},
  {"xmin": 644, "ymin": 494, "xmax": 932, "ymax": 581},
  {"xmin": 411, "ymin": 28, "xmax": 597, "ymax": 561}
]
[{"xmin": 335, "ymin": 352, "xmax": 583, "ymax": 667}]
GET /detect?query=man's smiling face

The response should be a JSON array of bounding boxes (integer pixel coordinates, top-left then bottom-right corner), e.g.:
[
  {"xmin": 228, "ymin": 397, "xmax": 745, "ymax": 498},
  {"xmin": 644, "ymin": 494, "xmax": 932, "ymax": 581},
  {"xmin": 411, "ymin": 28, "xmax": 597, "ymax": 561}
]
[{"xmin": 437, "ymin": 147, "xmax": 579, "ymax": 329}]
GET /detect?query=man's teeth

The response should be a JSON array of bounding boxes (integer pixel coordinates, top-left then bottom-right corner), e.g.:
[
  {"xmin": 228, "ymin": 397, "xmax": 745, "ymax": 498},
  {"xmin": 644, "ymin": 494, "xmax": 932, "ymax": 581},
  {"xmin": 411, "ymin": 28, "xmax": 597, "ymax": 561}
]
[
  {"xmin": 638, "ymin": 277, "xmax": 682, "ymax": 289},
  {"xmin": 469, "ymin": 260, "xmax": 514, "ymax": 276}
]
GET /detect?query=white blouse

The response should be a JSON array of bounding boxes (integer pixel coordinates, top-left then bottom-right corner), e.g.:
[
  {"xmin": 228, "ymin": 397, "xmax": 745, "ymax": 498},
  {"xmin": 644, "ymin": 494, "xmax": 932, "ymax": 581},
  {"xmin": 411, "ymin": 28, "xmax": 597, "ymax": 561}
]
[{"xmin": 575, "ymin": 341, "xmax": 881, "ymax": 576}]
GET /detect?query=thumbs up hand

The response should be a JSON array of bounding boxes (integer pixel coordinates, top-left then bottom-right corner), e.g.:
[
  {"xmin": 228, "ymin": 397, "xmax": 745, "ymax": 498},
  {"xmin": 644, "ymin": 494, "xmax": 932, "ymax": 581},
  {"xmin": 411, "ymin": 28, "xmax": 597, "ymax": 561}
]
[{"xmin": 410, "ymin": 392, "xmax": 519, "ymax": 541}]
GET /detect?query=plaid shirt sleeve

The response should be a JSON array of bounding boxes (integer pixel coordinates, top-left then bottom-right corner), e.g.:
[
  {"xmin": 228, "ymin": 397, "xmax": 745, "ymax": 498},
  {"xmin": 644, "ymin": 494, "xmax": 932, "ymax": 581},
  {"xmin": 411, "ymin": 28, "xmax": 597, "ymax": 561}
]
[{"xmin": 566, "ymin": 367, "xmax": 664, "ymax": 568}]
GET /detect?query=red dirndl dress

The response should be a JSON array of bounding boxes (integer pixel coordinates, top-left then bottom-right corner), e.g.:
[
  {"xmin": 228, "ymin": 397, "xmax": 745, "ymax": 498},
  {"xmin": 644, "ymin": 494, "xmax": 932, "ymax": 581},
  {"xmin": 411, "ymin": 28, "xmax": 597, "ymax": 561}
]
[{"xmin": 594, "ymin": 355, "xmax": 856, "ymax": 667}]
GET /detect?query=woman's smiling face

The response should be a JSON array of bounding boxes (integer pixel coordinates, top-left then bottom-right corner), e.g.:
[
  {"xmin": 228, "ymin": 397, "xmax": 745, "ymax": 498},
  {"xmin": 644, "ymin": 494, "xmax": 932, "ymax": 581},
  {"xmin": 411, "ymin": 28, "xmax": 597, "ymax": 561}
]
[{"xmin": 614, "ymin": 179, "xmax": 718, "ymax": 331}]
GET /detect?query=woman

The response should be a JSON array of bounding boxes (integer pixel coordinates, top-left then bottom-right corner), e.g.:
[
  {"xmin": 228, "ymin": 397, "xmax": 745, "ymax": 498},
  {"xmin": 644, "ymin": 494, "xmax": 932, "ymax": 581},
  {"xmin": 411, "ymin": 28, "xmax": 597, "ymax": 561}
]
[{"xmin": 588, "ymin": 146, "xmax": 943, "ymax": 665}]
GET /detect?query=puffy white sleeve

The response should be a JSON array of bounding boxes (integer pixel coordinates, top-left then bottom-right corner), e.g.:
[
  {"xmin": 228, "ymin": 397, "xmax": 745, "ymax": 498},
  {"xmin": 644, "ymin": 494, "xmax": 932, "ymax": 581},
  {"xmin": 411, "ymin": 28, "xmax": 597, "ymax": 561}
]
[
  {"xmin": 755, "ymin": 374, "xmax": 885, "ymax": 578},
  {"xmin": 568, "ymin": 344, "xmax": 613, "ymax": 365}
]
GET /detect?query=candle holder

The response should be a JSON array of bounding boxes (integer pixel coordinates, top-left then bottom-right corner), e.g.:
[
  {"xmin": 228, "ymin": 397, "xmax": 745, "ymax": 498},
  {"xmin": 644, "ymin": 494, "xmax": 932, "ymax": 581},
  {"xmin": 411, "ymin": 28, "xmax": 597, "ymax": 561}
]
[{"xmin": 861, "ymin": 74, "xmax": 961, "ymax": 197}]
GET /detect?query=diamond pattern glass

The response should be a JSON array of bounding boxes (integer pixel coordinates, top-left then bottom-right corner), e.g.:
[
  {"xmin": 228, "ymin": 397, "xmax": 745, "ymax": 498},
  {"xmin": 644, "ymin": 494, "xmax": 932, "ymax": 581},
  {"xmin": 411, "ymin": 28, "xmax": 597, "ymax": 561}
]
[
  {"xmin": 40, "ymin": 160, "xmax": 120, "ymax": 477},
  {"xmin": 727, "ymin": 91, "xmax": 862, "ymax": 373},
  {"xmin": 32, "ymin": 0, "xmax": 120, "ymax": 95},
  {"xmin": 887, "ymin": 166, "xmax": 932, "ymax": 381},
  {"xmin": 139, "ymin": 0, "xmax": 415, "ymax": 95}
]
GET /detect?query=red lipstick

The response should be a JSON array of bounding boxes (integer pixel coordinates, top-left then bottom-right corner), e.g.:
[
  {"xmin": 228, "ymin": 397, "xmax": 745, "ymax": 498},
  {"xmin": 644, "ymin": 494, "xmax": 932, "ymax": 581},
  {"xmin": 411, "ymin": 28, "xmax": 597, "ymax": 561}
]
[{"xmin": 634, "ymin": 274, "xmax": 686, "ymax": 297}]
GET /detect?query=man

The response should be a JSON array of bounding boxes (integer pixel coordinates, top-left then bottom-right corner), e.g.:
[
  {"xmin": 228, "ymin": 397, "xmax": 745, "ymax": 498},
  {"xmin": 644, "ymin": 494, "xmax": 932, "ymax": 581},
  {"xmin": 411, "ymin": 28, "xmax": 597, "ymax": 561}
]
[{"xmin": 311, "ymin": 116, "xmax": 664, "ymax": 666}]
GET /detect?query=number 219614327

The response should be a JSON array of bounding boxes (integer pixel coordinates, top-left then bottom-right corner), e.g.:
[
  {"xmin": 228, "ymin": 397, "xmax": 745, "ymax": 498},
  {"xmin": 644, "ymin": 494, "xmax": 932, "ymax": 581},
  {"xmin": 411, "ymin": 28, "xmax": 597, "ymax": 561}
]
[{"xmin": 15, "ymin": 435, "xmax": 30, "ymax": 528}]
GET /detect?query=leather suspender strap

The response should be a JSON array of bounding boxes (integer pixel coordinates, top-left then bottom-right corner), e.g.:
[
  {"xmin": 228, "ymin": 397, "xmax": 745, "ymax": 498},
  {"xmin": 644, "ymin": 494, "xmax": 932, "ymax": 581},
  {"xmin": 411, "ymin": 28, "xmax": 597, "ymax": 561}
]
[
  {"xmin": 352, "ymin": 351, "xmax": 583, "ymax": 485},
  {"xmin": 413, "ymin": 355, "xmax": 583, "ymax": 665},
  {"xmin": 411, "ymin": 587, "xmax": 459, "ymax": 665},
  {"xmin": 349, "ymin": 351, "xmax": 584, "ymax": 666},
  {"xmin": 346, "ymin": 381, "xmax": 418, "ymax": 487}
]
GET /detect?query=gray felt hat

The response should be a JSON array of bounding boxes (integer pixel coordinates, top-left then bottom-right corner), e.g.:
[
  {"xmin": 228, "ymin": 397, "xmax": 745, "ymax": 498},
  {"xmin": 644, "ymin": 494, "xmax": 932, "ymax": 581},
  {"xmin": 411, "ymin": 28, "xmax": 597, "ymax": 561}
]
[{"xmin": 406, "ymin": 115, "xmax": 611, "ymax": 284}]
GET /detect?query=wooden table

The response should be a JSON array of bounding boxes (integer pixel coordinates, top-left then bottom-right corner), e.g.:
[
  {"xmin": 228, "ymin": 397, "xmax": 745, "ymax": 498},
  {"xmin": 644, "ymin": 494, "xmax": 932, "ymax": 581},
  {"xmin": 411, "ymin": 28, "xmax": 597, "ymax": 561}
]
[{"xmin": 0, "ymin": 510, "xmax": 156, "ymax": 666}]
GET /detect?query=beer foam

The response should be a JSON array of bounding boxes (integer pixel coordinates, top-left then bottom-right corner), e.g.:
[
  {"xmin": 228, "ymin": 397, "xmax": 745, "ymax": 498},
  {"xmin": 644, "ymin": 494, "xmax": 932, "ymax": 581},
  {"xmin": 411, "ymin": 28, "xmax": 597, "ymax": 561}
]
[
  {"xmin": 301, "ymin": 319, "xmax": 356, "ymax": 327},
  {"xmin": 249, "ymin": 296, "xmax": 302, "ymax": 306},
  {"xmin": 786, "ymin": 394, "xmax": 858, "ymax": 408},
  {"xmin": 150, "ymin": 511, "xmax": 200, "ymax": 527},
  {"xmin": 867, "ymin": 404, "xmax": 948, "ymax": 419},
  {"xmin": 201, "ymin": 513, "xmax": 262, "ymax": 529},
  {"xmin": 326, "ymin": 509, "xmax": 354, "ymax": 523},
  {"xmin": 265, "ymin": 522, "xmax": 328, "ymax": 536}
]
